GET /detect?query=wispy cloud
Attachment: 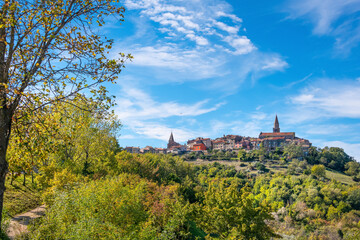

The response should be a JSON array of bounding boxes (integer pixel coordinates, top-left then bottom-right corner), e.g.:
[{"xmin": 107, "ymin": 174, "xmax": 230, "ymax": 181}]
[
  {"xmin": 114, "ymin": 83, "xmax": 225, "ymax": 142},
  {"xmin": 124, "ymin": 44, "xmax": 225, "ymax": 80},
  {"xmin": 286, "ymin": 0, "xmax": 360, "ymax": 55},
  {"xmin": 209, "ymin": 111, "xmax": 270, "ymax": 137},
  {"xmin": 270, "ymin": 73, "xmax": 313, "ymax": 90},
  {"xmin": 206, "ymin": 51, "xmax": 288, "ymax": 93},
  {"xmin": 128, "ymin": 121, "xmax": 195, "ymax": 142},
  {"xmin": 290, "ymin": 79, "xmax": 360, "ymax": 119},
  {"xmin": 116, "ymin": 84, "xmax": 225, "ymax": 121}
]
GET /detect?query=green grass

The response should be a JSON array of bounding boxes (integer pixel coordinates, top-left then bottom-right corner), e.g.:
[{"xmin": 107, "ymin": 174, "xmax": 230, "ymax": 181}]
[
  {"xmin": 326, "ymin": 169, "xmax": 356, "ymax": 185},
  {"xmin": 188, "ymin": 159, "xmax": 357, "ymax": 184},
  {"xmin": 3, "ymin": 174, "xmax": 42, "ymax": 217}
]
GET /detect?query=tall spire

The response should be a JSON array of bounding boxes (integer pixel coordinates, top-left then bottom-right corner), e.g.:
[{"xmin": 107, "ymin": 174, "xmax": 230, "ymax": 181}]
[
  {"xmin": 273, "ymin": 115, "xmax": 280, "ymax": 133},
  {"xmin": 169, "ymin": 132, "xmax": 174, "ymax": 143}
]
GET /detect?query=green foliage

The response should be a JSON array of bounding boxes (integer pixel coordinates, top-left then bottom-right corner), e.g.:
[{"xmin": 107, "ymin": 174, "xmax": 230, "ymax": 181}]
[
  {"xmin": 255, "ymin": 162, "xmax": 268, "ymax": 172},
  {"xmin": 115, "ymin": 152, "xmax": 193, "ymax": 185},
  {"xmin": 347, "ymin": 188, "xmax": 360, "ymax": 210},
  {"xmin": 311, "ymin": 165, "xmax": 326, "ymax": 178},
  {"xmin": 6, "ymin": 120, "xmax": 358, "ymax": 240},
  {"xmin": 346, "ymin": 162, "xmax": 360, "ymax": 176},
  {"xmin": 283, "ymin": 143, "xmax": 304, "ymax": 161},
  {"xmin": 198, "ymin": 180, "xmax": 279, "ymax": 239},
  {"xmin": 30, "ymin": 174, "xmax": 202, "ymax": 240},
  {"xmin": 23, "ymin": 153, "xmax": 279, "ymax": 239},
  {"xmin": 305, "ymin": 146, "xmax": 353, "ymax": 173}
]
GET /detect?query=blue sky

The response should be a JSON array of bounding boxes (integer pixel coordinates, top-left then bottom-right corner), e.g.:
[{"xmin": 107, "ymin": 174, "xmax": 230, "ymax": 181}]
[{"xmin": 103, "ymin": 0, "xmax": 360, "ymax": 160}]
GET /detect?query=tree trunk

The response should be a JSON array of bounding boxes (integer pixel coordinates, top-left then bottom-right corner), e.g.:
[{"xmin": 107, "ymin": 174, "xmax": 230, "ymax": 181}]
[
  {"xmin": 0, "ymin": 109, "xmax": 13, "ymax": 226},
  {"xmin": 0, "ymin": 141, "xmax": 9, "ymax": 227},
  {"xmin": 23, "ymin": 171, "xmax": 26, "ymax": 187},
  {"xmin": 31, "ymin": 171, "xmax": 34, "ymax": 184}
]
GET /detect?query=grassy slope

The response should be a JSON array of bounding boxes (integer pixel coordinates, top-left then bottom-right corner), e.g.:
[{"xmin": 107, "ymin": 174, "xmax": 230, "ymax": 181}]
[
  {"xmin": 189, "ymin": 159, "xmax": 356, "ymax": 185},
  {"xmin": 326, "ymin": 169, "xmax": 356, "ymax": 185},
  {"xmin": 3, "ymin": 175, "xmax": 42, "ymax": 217}
]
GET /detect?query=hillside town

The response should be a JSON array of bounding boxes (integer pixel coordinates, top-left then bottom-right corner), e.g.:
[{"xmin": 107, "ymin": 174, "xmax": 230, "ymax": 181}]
[{"xmin": 125, "ymin": 115, "xmax": 312, "ymax": 155}]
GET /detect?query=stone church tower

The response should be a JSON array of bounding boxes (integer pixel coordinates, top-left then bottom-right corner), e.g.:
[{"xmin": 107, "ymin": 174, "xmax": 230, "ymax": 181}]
[
  {"xmin": 273, "ymin": 115, "xmax": 280, "ymax": 133},
  {"xmin": 167, "ymin": 132, "xmax": 180, "ymax": 149}
]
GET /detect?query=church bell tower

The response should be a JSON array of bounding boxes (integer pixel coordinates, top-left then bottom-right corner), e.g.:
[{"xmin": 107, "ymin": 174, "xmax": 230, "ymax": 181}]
[{"xmin": 273, "ymin": 115, "xmax": 280, "ymax": 133}]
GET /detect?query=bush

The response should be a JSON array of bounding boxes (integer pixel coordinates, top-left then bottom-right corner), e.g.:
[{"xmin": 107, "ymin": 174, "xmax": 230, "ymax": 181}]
[
  {"xmin": 30, "ymin": 174, "xmax": 202, "ymax": 239},
  {"xmin": 311, "ymin": 165, "xmax": 326, "ymax": 178}
]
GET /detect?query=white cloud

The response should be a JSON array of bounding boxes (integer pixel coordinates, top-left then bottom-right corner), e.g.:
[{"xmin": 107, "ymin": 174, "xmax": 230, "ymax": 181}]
[
  {"xmin": 215, "ymin": 11, "xmax": 242, "ymax": 23},
  {"xmin": 120, "ymin": 134, "xmax": 137, "ymax": 139},
  {"xmin": 118, "ymin": 0, "xmax": 288, "ymax": 92},
  {"xmin": 186, "ymin": 34, "xmax": 209, "ymax": 45},
  {"xmin": 261, "ymin": 57, "xmax": 289, "ymax": 70},
  {"xmin": 115, "ymin": 83, "xmax": 226, "ymax": 143},
  {"xmin": 206, "ymin": 51, "xmax": 288, "ymax": 92},
  {"xmin": 291, "ymin": 79, "xmax": 360, "ymax": 118},
  {"xmin": 123, "ymin": 44, "xmax": 224, "ymax": 80},
  {"xmin": 116, "ymin": 85, "xmax": 224, "ymax": 121},
  {"xmin": 214, "ymin": 21, "xmax": 240, "ymax": 34},
  {"xmin": 286, "ymin": 0, "xmax": 360, "ymax": 54},
  {"xmin": 128, "ymin": 121, "xmax": 195, "ymax": 142},
  {"xmin": 124, "ymin": 0, "xmax": 255, "ymax": 53},
  {"xmin": 208, "ymin": 112, "xmax": 270, "ymax": 138},
  {"xmin": 223, "ymin": 36, "xmax": 256, "ymax": 55}
]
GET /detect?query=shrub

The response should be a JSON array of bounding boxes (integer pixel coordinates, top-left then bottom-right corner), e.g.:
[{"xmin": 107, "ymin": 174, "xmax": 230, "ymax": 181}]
[
  {"xmin": 311, "ymin": 165, "xmax": 326, "ymax": 178},
  {"xmin": 30, "ymin": 174, "xmax": 202, "ymax": 239}
]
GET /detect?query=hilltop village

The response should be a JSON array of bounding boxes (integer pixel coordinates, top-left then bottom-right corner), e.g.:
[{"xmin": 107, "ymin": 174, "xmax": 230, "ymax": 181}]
[{"xmin": 125, "ymin": 115, "xmax": 312, "ymax": 154}]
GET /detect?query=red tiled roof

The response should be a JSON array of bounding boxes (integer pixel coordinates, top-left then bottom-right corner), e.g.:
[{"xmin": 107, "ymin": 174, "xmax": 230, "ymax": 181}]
[
  {"xmin": 250, "ymin": 138, "xmax": 261, "ymax": 141},
  {"xmin": 260, "ymin": 132, "xmax": 295, "ymax": 136},
  {"xmin": 264, "ymin": 137, "xmax": 286, "ymax": 140}
]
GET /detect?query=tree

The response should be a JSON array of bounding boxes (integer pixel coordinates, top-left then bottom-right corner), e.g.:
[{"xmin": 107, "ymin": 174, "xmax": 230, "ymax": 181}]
[
  {"xmin": 198, "ymin": 180, "xmax": 278, "ymax": 239},
  {"xmin": 49, "ymin": 99, "xmax": 121, "ymax": 176},
  {"xmin": 0, "ymin": 0, "xmax": 131, "ymax": 225},
  {"xmin": 311, "ymin": 165, "xmax": 326, "ymax": 178},
  {"xmin": 283, "ymin": 143, "xmax": 303, "ymax": 160},
  {"xmin": 345, "ymin": 162, "xmax": 360, "ymax": 176},
  {"xmin": 347, "ymin": 189, "xmax": 360, "ymax": 210},
  {"xmin": 237, "ymin": 149, "xmax": 246, "ymax": 161}
]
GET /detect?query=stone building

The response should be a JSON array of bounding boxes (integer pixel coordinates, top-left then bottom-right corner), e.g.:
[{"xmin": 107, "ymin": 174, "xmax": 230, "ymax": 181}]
[
  {"xmin": 167, "ymin": 132, "xmax": 182, "ymax": 149},
  {"xmin": 125, "ymin": 146, "xmax": 140, "ymax": 153},
  {"xmin": 258, "ymin": 115, "xmax": 311, "ymax": 151}
]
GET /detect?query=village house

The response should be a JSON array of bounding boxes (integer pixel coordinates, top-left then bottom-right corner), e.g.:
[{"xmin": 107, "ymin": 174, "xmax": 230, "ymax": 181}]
[
  {"xmin": 212, "ymin": 135, "xmax": 242, "ymax": 150},
  {"xmin": 125, "ymin": 146, "xmax": 140, "ymax": 154},
  {"xmin": 186, "ymin": 137, "xmax": 212, "ymax": 149},
  {"xmin": 212, "ymin": 139, "xmax": 226, "ymax": 150},
  {"xmin": 155, "ymin": 148, "xmax": 167, "ymax": 154},
  {"xmin": 141, "ymin": 146, "xmax": 155, "ymax": 153},
  {"xmin": 191, "ymin": 143, "xmax": 207, "ymax": 151}
]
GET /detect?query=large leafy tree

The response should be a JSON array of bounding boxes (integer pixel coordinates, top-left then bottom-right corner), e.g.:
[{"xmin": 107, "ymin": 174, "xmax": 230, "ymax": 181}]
[
  {"xmin": 199, "ymin": 180, "xmax": 279, "ymax": 239},
  {"xmin": 0, "ymin": 0, "xmax": 131, "ymax": 224}
]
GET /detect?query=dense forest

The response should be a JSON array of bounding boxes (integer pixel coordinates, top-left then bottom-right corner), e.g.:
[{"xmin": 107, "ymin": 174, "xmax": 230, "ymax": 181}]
[{"xmin": 1, "ymin": 101, "xmax": 360, "ymax": 240}]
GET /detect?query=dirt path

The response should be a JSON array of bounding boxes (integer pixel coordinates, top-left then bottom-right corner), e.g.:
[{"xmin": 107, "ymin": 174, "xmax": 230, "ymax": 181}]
[{"xmin": 6, "ymin": 205, "xmax": 46, "ymax": 239}]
